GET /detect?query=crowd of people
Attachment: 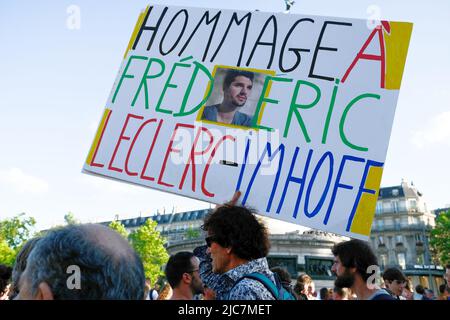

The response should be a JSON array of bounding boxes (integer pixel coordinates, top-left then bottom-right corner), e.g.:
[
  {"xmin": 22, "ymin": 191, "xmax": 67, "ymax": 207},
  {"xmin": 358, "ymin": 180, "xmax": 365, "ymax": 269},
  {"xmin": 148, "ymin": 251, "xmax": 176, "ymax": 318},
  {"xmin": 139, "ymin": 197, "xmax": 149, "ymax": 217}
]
[{"xmin": 0, "ymin": 192, "xmax": 449, "ymax": 301}]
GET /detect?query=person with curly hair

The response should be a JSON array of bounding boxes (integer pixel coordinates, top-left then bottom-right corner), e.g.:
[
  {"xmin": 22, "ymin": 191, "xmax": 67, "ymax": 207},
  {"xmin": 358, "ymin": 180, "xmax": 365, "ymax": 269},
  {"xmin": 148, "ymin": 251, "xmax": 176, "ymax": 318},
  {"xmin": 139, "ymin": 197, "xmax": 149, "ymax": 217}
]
[{"xmin": 193, "ymin": 191, "xmax": 276, "ymax": 300}]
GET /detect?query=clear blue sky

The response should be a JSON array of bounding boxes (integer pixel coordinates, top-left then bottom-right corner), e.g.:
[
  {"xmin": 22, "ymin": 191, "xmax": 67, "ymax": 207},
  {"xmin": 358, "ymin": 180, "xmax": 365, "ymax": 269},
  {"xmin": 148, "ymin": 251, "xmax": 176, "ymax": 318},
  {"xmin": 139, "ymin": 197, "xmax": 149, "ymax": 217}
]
[{"xmin": 0, "ymin": 0, "xmax": 449, "ymax": 232}]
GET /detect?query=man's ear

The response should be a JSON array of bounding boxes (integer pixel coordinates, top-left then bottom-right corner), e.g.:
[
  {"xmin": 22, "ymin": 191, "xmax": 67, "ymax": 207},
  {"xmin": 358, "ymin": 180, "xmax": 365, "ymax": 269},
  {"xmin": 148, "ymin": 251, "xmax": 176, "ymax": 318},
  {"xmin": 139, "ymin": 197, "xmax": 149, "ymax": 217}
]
[
  {"xmin": 182, "ymin": 273, "xmax": 192, "ymax": 284},
  {"xmin": 35, "ymin": 282, "xmax": 54, "ymax": 300}
]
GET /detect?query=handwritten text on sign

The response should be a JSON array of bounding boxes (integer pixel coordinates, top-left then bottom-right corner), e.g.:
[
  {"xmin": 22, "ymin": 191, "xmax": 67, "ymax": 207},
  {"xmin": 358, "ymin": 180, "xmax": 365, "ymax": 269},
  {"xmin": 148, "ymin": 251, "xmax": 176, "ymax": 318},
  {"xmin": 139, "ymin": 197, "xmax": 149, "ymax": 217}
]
[{"xmin": 83, "ymin": 5, "xmax": 412, "ymax": 240}]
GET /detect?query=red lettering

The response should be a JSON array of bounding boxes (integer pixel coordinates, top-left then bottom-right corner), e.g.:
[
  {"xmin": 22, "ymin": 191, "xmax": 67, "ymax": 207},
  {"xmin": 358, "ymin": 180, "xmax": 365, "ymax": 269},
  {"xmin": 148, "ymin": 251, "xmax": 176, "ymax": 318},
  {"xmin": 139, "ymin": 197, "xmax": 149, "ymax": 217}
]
[
  {"xmin": 108, "ymin": 113, "xmax": 143, "ymax": 173},
  {"xmin": 341, "ymin": 21, "xmax": 388, "ymax": 88},
  {"xmin": 124, "ymin": 118, "xmax": 158, "ymax": 176},
  {"xmin": 201, "ymin": 135, "xmax": 236, "ymax": 197},
  {"xmin": 157, "ymin": 123, "xmax": 194, "ymax": 187},
  {"xmin": 179, "ymin": 126, "xmax": 214, "ymax": 191},
  {"xmin": 140, "ymin": 119, "xmax": 164, "ymax": 181}
]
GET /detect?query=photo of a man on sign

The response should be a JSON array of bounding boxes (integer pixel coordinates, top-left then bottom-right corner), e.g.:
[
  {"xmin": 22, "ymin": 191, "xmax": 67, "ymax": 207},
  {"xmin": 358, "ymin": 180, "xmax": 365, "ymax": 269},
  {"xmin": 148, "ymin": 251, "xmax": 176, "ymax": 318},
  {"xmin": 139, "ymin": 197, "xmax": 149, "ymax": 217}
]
[{"xmin": 201, "ymin": 68, "xmax": 261, "ymax": 128}]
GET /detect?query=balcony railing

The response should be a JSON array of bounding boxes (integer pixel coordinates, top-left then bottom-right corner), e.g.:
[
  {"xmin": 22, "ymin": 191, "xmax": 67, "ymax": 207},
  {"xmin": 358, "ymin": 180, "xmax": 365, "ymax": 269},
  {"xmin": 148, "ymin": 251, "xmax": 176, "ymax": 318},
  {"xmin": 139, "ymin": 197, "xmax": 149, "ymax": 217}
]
[{"xmin": 371, "ymin": 223, "xmax": 432, "ymax": 233}]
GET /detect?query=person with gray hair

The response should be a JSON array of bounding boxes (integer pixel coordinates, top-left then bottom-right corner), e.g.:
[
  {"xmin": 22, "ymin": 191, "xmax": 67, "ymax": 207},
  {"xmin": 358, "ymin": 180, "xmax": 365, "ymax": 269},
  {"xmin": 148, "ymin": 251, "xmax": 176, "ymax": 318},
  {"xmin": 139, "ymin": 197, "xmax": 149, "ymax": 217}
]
[
  {"xmin": 14, "ymin": 224, "xmax": 145, "ymax": 300},
  {"xmin": 9, "ymin": 236, "xmax": 42, "ymax": 299}
]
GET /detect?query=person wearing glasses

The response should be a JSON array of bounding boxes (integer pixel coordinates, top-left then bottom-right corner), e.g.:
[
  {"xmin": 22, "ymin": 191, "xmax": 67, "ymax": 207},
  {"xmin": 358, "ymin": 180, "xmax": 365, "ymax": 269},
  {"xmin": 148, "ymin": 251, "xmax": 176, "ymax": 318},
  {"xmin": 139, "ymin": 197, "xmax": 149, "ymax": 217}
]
[
  {"xmin": 382, "ymin": 267, "xmax": 407, "ymax": 300},
  {"xmin": 193, "ymin": 191, "xmax": 277, "ymax": 300},
  {"xmin": 165, "ymin": 251, "xmax": 205, "ymax": 300}
]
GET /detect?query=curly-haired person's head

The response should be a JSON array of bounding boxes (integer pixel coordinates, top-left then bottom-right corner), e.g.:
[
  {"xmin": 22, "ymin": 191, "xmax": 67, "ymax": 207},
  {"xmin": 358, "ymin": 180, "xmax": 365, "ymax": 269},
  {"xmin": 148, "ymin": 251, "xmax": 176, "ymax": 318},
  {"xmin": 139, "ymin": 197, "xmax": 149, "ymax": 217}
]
[{"xmin": 202, "ymin": 205, "xmax": 270, "ymax": 260}]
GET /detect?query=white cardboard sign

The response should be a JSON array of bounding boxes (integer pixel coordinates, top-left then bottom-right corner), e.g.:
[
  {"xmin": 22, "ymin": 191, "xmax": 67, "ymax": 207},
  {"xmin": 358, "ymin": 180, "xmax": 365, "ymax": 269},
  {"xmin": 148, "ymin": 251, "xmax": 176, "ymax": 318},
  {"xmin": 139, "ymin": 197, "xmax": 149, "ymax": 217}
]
[{"xmin": 83, "ymin": 5, "xmax": 413, "ymax": 240}]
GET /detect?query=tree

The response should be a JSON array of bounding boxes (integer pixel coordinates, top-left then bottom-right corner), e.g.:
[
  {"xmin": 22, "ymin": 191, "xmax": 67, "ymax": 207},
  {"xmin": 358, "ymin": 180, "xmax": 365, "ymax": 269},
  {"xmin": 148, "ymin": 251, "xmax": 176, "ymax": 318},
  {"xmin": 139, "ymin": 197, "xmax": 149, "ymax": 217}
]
[
  {"xmin": 0, "ymin": 213, "xmax": 36, "ymax": 266},
  {"xmin": 0, "ymin": 213, "xmax": 36, "ymax": 250},
  {"xmin": 108, "ymin": 220, "xmax": 128, "ymax": 239},
  {"xmin": 186, "ymin": 227, "xmax": 200, "ymax": 240},
  {"xmin": 64, "ymin": 212, "xmax": 79, "ymax": 225},
  {"xmin": 430, "ymin": 210, "xmax": 450, "ymax": 266},
  {"xmin": 0, "ymin": 239, "xmax": 16, "ymax": 266},
  {"xmin": 129, "ymin": 219, "xmax": 169, "ymax": 284}
]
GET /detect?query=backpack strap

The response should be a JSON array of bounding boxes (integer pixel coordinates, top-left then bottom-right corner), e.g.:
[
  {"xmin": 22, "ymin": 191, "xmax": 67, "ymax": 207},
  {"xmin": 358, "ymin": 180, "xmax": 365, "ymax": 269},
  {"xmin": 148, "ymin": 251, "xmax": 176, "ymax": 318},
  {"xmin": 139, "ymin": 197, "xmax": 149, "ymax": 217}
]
[{"xmin": 237, "ymin": 272, "xmax": 280, "ymax": 300}]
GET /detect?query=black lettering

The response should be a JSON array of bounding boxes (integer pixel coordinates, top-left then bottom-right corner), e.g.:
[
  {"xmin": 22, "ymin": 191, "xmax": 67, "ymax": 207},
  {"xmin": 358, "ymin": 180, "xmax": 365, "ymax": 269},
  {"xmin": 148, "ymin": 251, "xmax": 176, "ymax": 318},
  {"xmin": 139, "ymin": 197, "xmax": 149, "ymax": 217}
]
[
  {"xmin": 132, "ymin": 6, "xmax": 168, "ymax": 51},
  {"xmin": 279, "ymin": 18, "xmax": 314, "ymax": 73},
  {"xmin": 309, "ymin": 20, "xmax": 352, "ymax": 81},
  {"xmin": 246, "ymin": 15, "xmax": 278, "ymax": 69},
  {"xmin": 210, "ymin": 12, "xmax": 252, "ymax": 66},
  {"xmin": 159, "ymin": 9, "xmax": 189, "ymax": 56},
  {"xmin": 178, "ymin": 11, "xmax": 222, "ymax": 61}
]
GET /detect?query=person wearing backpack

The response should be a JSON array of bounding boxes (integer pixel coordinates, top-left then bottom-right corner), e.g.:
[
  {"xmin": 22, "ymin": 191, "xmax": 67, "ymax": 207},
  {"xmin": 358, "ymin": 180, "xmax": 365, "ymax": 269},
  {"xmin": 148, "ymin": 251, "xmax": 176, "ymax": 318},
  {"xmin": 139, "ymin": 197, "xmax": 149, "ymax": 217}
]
[{"xmin": 193, "ymin": 191, "xmax": 294, "ymax": 300}]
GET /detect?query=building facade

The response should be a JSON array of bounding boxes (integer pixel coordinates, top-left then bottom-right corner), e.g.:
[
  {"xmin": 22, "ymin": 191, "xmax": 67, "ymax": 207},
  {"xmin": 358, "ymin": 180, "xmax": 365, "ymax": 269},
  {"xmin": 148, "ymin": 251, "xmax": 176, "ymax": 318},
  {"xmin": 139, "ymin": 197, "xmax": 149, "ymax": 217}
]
[
  {"xmin": 369, "ymin": 179, "xmax": 445, "ymax": 293},
  {"xmin": 101, "ymin": 179, "xmax": 446, "ymax": 294}
]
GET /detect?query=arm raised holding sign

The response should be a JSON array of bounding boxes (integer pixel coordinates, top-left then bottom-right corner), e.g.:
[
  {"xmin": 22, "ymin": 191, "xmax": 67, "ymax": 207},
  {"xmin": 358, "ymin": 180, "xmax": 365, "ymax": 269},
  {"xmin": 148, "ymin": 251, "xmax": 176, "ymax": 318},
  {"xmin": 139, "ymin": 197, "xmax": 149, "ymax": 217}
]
[{"xmin": 194, "ymin": 191, "xmax": 278, "ymax": 300}]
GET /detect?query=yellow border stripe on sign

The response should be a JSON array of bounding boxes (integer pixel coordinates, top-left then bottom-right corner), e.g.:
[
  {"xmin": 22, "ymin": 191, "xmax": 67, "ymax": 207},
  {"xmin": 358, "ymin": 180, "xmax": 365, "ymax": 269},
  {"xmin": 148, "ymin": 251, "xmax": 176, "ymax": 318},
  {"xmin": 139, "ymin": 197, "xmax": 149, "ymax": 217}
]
[
  {"xmin": 123, "ymin": 6, "xmax": 150, "ymax": 59},
  {"xmin": 384, "ymin": 22, "xmax": 413, "ymax": 90},
  {"xmin": 350, "ymin": 165, "xmax": 383, "ymax": 236},
  {"xmin": 85, "ymin": 108, "xmax": 112, "ymax": 166}
]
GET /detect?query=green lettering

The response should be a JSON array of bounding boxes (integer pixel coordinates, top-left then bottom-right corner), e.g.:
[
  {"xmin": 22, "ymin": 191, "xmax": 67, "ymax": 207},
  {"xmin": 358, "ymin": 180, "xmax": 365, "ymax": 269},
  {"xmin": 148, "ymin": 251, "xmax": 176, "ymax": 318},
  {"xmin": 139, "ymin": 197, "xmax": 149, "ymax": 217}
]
[
  {"xmin": 112, "ymin": 55, "xmax": 148, "ymax": 104},
  {"xmin": 321, "ymin": 78, "xmax": 340, "ymax": 144},
  {"xmin": 173, "ymin": 61, "xmax": 214, "ymax": 117},
  {"xmin": 155, "ymin": 62, "xmax": 191, "ymax": 115},
  {"xmin": 131, "ymin": 58, "xmax": 165, "ymax": 109},
  {"xmin": 284, "ymin": 80, "xmax": 321, "ymax": 141},
  {"xmin": 339, "ymin": 93, "xmax": 380, "ymax": 152},
  {"xmin": 253, "ymin": 76, "xmax": 293, "ymax": 131}
]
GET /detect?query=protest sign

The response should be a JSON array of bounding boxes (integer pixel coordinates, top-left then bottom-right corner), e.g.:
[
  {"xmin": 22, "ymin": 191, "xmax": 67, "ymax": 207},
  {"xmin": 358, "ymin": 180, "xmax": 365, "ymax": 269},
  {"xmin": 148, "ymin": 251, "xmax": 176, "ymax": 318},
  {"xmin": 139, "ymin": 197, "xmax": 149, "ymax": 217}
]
[{"xmin": 83, "ymin": 5, "xmax": 412, "ymax": 240}]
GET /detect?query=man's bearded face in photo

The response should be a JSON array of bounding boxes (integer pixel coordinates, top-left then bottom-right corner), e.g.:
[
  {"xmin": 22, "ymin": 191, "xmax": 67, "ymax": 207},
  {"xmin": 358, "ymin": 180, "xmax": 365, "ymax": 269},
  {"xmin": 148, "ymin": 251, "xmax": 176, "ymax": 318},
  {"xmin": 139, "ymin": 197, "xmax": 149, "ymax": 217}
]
[{"xmin": 334, "ymin": 267, "xmax": 355, "ymax": 288}]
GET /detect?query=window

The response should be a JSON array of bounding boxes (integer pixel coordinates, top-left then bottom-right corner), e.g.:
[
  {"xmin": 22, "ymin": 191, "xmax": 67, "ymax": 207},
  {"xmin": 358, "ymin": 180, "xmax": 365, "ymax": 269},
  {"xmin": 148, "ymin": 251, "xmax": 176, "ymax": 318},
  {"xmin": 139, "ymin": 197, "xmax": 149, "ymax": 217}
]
[
  {"xmin": 378, "ymin": 236, "xmax": 384, "ymax": 245},
  {"xmin": 376, "ymin": 202, "xmax": 383, "ymax": 214},
  {"xmin": 399, "ymin": 200, "xmax": 407, "ymax": 211},
  {"xmin": 392, "ymin": 189, "xmax": 399, "ymax": 196},
  {"xmin": 410, "ymin": 217, "xmax": 418, "ymax": 225},
  {"xmin": 392, "ymin": 201, "xmax": 399, "ymax": 213},
  {"xmin": 395, "ymin": 235, "xmax": 403, "ymax": 244},
  {"xmin": 397, "ymin": 253, "xmax": 406, "ymax": 269},
  {"xmin": 377, "ymin": 220, "xmax": 384, "ymax": 229}
]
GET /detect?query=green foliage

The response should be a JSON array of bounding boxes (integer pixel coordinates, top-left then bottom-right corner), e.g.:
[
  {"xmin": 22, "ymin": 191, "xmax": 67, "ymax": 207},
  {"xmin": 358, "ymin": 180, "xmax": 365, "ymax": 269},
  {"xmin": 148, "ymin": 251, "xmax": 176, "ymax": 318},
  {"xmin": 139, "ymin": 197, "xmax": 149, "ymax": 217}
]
[
  {"xmin": 186, "ymin": 227, "xmax": 200, "ymax": 239},
  {"xmin": 129, "ymin": 219, "xmax": 169, "ymax": 284},
  {"xmin": 0, "ymin": 213, "xmax": 36, "ymax": 266},
  {"xmin": 0, "ymin": 239, "xmax": 16, "ymax": 266},
  {"xmin": 0, "ymin": 213, "xmax": 36, "ymax": 250},
  {"xmin": 430, "ymin": 210, "xmax": 450, "ymax": 265},
  {"xmin": 64, "ymin": 212, "xmax": 79, "ymax": 225},
  {"xmin": 108, "ymin": 220, "xmax": 129, "ymax": 239}
]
